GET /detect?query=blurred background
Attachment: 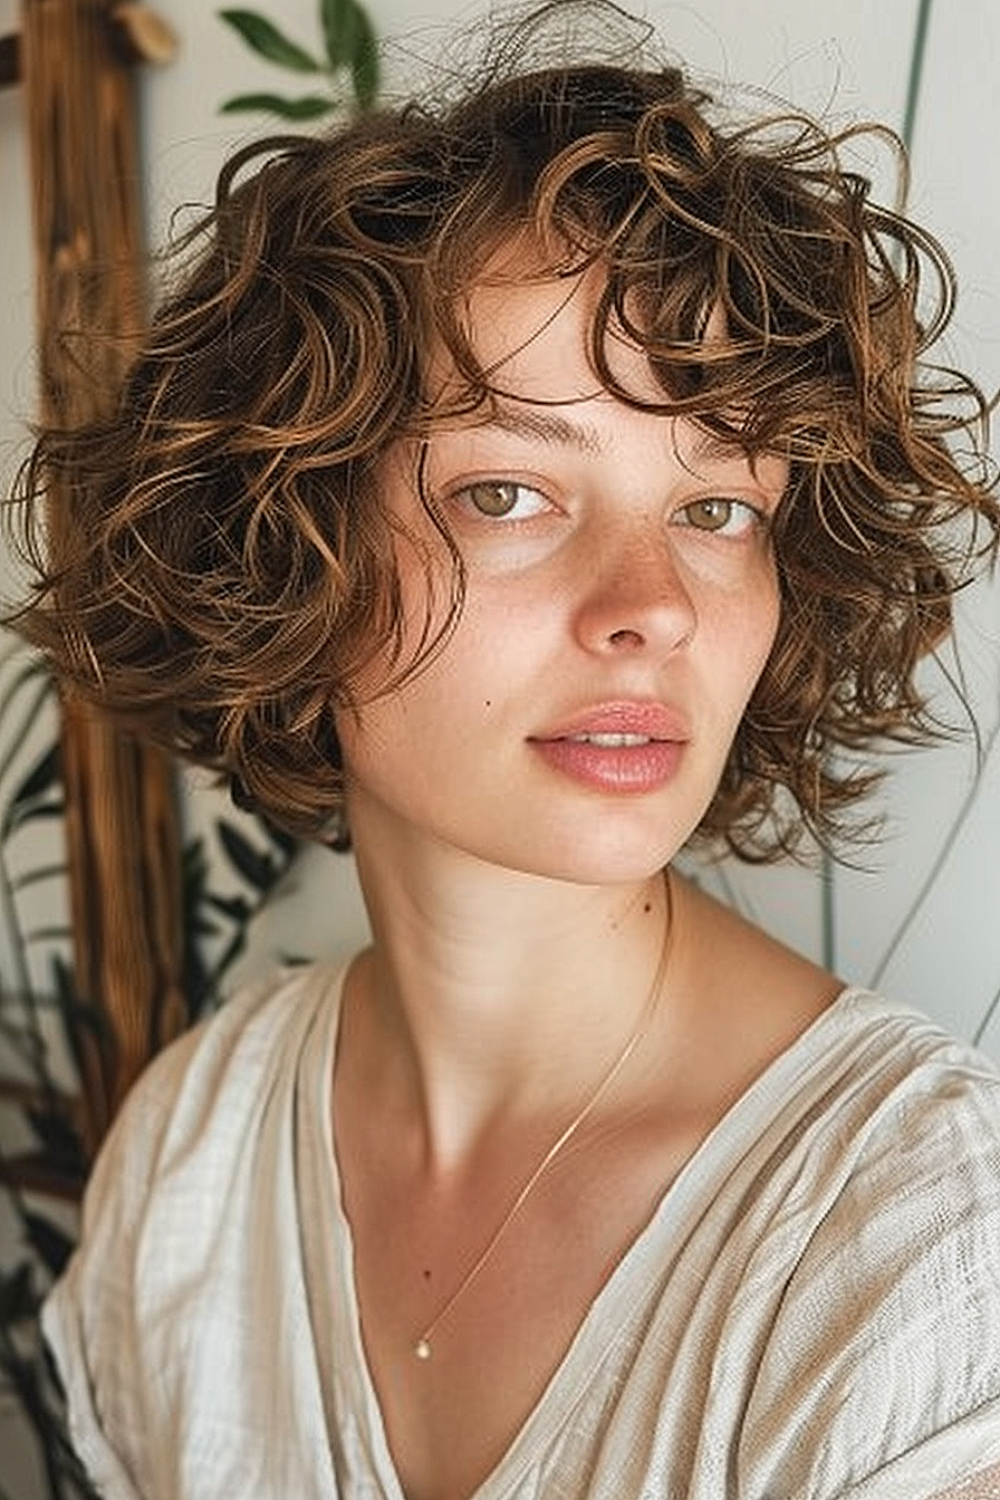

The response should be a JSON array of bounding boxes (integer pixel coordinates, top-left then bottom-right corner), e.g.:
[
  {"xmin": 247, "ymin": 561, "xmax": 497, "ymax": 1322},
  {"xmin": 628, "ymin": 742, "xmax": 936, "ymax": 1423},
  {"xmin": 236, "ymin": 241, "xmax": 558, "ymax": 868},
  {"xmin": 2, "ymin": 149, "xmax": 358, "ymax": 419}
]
[{"xmin": 0, "ymin": 1, "xmax": 998, "ymax": 1491}]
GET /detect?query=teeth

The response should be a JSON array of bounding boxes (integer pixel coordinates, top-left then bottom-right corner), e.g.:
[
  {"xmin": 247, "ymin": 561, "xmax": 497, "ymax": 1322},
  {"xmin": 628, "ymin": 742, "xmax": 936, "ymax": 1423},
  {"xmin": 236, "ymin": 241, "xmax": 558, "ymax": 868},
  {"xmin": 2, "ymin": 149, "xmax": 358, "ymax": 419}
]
[{"xmin": 567, "ymin": 732, "xmax": 652, "ymax": 747}]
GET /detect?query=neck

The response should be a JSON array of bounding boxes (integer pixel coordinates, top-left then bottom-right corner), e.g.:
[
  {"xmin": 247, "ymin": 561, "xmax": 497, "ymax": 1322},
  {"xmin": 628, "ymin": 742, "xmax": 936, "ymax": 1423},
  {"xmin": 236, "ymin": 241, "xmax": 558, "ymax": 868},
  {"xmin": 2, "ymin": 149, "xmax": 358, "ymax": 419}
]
[{"xmin": 343, "ymin": 818, "xmax": 672, "ymax": 1169}]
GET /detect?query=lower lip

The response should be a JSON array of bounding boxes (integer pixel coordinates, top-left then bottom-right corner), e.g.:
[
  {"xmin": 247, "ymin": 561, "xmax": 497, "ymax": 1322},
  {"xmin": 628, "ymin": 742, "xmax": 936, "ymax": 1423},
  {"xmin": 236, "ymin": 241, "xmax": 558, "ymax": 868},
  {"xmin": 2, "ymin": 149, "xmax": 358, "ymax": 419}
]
[{"xmin": 529, "ymin": 737, "xmax": 685, "ymax": 792}]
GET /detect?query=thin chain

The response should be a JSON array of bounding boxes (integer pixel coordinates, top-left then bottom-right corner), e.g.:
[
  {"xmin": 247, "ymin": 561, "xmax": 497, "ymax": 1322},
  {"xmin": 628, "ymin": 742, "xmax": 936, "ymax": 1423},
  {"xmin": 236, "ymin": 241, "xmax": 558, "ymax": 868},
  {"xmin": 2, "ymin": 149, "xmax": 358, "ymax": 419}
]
[{"xmin": 413, "ymin": 871, "xmax": 674, "ymax": 1360}]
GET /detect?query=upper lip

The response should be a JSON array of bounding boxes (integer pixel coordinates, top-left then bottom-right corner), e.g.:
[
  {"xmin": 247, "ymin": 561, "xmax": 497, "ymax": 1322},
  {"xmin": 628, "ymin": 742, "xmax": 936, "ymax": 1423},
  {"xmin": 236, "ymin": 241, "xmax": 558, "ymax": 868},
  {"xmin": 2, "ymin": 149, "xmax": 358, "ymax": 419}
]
[{"xmin": 530, "ymin": 701, "xmax": 691, "ymax": 742}]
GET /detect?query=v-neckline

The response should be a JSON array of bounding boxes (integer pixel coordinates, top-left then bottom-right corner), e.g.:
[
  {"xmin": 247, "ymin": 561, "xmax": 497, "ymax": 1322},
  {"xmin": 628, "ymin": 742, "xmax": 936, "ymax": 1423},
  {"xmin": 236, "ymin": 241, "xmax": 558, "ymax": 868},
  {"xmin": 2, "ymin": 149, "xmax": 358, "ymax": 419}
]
[{"xmin": 298, "ymin": 962, "xmax": 864, "ymax": 1500}]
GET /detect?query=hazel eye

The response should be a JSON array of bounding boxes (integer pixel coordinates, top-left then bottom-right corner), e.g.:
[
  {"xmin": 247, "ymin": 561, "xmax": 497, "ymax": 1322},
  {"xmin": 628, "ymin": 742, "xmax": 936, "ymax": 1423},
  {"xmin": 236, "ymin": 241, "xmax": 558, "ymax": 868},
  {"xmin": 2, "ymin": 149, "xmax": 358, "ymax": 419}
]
[
  {"xmin": 457, "ymin": 481, "xmax": 549, "ymax": 520},
  {"xmin": 678, "ymin": 497, "xmax": 763, "ymax": 537}
]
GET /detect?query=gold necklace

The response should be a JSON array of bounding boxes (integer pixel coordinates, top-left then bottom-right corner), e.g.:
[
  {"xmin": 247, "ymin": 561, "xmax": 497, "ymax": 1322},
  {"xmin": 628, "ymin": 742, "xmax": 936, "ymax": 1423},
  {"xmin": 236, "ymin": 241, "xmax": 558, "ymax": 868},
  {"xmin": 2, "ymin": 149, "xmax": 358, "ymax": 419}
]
[{"xmin": 413, "ymin": 871, "xmax": 674, "ymax": 1360}]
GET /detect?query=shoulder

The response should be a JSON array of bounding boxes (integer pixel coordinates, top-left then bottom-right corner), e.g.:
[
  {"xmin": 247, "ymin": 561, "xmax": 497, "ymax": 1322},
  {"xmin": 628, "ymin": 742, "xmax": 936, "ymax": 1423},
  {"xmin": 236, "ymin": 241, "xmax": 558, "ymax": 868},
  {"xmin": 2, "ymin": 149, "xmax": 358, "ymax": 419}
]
[
  {"xmin": 41, "ymin": 960, "xmax": 347, "ymax": 1499},
  {"xmin": 811, "ymin": 985, "xmax": 1000, "ymax": 1173},
  {"xmin": 775, "ymin": 984, "xmax": 1000, "ymax": 1299},
  {"xmin": 81, "ymin": 959, "xmax": 345, "ymax": 1230},
  {"xmin": 798, "ymin": 987, "xmax": 1000, "ymax": 1305},
  {"xmin": 740, "ymin": 988, "xmax": 1000, "ymax": 1495}
]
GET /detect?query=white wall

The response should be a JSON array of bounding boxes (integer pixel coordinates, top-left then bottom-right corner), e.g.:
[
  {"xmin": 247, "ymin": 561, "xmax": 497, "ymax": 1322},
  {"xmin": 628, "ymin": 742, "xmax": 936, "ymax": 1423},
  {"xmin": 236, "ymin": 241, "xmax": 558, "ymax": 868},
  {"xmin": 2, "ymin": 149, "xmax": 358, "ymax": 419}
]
[{"xmin": 2, "ymin": 0, "xmax": 998, "ymax": 1028}]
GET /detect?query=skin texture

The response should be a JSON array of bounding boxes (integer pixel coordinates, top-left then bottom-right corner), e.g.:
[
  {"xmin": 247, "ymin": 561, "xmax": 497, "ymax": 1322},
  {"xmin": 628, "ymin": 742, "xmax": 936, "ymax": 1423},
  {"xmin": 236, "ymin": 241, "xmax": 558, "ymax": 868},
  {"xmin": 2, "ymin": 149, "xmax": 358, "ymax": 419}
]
[
  {"xmin": 331, "ymin": 257, "xmax": 836, "ymax": 1500},
  {"xmin": 338, "ymin": 261, "xmax": 788, "ymax": 888}
]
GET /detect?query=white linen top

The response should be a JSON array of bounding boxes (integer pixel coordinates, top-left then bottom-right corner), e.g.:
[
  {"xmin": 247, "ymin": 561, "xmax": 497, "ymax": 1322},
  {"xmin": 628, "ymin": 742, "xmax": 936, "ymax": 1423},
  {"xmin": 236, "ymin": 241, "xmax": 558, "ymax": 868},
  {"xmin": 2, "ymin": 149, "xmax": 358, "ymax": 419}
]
[{"xmin": 43, "ymin": 962, "xmax": 1000, "ymax": 1500}]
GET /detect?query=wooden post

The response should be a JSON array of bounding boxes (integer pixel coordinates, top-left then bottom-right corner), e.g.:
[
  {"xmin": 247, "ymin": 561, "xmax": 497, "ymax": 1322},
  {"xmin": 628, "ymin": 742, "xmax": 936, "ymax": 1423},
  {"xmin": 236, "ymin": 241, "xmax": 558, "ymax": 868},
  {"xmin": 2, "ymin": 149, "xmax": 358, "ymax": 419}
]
[{"xmin": 20, "ymin": 0, "xmax": 185, "ymax": 1149}]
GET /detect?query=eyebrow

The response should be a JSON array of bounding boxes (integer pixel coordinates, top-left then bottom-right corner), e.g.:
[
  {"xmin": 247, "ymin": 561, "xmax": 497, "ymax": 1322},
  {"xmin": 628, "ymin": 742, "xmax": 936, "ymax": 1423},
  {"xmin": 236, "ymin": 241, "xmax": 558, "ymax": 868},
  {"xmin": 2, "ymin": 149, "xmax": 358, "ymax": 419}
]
[
  {"xmin": 470, "ymin": 401, "xmax": 753, "ymax": 467},
  {"xmin": 475, "ymin": 403, "xmax": 605, "ymax": 456},
  {"xmin": 688, "ymin": 429, "xmax": 754, "ymax": 463}
]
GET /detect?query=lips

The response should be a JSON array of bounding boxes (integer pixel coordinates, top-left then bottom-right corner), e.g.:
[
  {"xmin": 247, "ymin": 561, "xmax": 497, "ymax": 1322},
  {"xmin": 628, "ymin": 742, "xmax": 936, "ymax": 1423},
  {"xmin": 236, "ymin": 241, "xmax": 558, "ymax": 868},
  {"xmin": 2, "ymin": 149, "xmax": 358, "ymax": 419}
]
[
  {"xmin": 528, "ymin": 702, "xmax": 689, "ymax": 793},
  {"xmin": 566, "ymin": 731, "xmax": 655, "ymax": 747}
]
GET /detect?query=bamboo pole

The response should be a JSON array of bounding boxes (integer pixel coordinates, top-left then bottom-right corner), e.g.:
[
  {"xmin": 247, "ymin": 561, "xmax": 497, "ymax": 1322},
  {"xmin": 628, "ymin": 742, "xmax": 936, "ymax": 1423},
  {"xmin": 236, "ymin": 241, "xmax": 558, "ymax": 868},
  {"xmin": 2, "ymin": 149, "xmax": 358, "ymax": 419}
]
[{"xmin": 20, "ymin": 0, "xmax": 185, "ymax": 1150}]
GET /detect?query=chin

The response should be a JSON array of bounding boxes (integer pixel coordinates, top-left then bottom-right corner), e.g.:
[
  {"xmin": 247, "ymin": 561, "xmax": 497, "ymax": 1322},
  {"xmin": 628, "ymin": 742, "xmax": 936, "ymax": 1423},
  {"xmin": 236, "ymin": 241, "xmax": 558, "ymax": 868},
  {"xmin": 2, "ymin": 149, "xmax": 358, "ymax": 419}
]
[{"xmin": 490, "ymin": 827, "xmax": 690, "ymax": 889}]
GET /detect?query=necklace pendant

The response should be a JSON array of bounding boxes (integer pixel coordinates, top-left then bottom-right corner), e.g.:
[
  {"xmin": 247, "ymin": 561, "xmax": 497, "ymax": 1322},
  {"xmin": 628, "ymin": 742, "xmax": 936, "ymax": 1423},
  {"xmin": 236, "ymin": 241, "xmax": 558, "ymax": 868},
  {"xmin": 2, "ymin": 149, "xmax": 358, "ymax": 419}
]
[{"xmin": 414, "ymin": 1338, "xmax": 432, "ymax": 1360}]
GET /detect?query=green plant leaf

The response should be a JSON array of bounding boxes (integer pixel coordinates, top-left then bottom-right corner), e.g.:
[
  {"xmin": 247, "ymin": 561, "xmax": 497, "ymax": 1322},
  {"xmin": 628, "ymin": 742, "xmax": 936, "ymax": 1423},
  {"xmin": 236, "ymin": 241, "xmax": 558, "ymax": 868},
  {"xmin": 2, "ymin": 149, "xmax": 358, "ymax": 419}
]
[
  {"xmin": 218, "ymin": 9, "xmax": 322, "ymax": 72},
  {"xmin": 205, "ymin": 891, "xmax": 253, "ymax": 923},
  {"xmin": 190, "ymin": 914, "xmax": 222, "ymax": 940},
  {"xmin": 7, "ymin": 741, "xmax": 60, "ymax": 811},
  {"xmin": 321, "ymin": 0, "xmax": 365, "ymax": 70},
  {"xmin": 0, "ymin": 1263, "xmax": 36, "ymax": 1325},
  {"xmin": 350, "ymin": 6, "xmax": 380, "ymax": 109},
  {"xmin": 0, "ymin": 1151, "xmax": 85, "ymax": 1201},
  {"xmin": 25, "ymin": 1105, "xmax": 86, "ymax": 1174},
  {"xmin": 2, "ymin": 798, "xmax": 64, "ymax": 841},
  {"xmin": 260, "ymin": 816, "xmax": 299, "ymax": 862},
  {"xmin": 217, "ymin": 819, "xmax": 277, "ymax": 891},
  {"xmin": 24, "ymin": 925, "xmax": 74, "ymax": 947},
  {"xmin": 0, "ymin": 657, "xmax": 54, "ymax": 787},
  {"xmin": 220, "ymin": 91, "xmax": 336, "ymax": 119},
  {"xmin": 22, "ymin": 1210, "xmax": 75, "ymax": 1279},
  {"xmin": 320, "ymin": 0, "xmax": 347, "ymax": 66},
  {"xmin": 181, "ymin": 839, "xmax": 209, "ymax": 904},
  {"xmin": 11, "ymin": 861, "xmax": 67, "ymax": 892},
  {"xmin": 1, "ymin": 742, "xmax": 62, "ymax": 844}
]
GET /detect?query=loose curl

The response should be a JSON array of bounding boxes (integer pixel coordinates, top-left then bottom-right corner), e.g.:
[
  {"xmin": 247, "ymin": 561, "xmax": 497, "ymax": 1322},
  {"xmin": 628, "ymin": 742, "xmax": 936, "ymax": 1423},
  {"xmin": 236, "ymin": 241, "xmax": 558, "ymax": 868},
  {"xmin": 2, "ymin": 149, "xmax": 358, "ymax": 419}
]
[{"xmin": 12, "ymin": 3, "xmax": 1000, "ymax": 856}]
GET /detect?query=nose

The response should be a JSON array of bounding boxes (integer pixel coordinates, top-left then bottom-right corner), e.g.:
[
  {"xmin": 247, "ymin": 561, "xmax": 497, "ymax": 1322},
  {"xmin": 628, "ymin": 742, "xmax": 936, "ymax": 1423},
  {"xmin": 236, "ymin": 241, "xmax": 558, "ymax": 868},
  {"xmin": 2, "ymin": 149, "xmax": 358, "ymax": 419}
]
[{"xmin": 571, "ymin": 522, "xmax": 696, "ymax": 656}]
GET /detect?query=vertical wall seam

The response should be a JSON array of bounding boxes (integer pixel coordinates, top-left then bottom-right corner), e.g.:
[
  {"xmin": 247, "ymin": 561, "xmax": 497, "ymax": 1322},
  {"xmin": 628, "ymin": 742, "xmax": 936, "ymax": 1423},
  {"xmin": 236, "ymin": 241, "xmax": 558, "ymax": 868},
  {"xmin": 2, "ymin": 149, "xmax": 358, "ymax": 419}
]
[
  {"xmin": 821, "ymin": 0, "xmax": 932, "ymax": 976},
  {"xmin": 901, "ymin": 0, "xmax": 933, "ymax": 154}
]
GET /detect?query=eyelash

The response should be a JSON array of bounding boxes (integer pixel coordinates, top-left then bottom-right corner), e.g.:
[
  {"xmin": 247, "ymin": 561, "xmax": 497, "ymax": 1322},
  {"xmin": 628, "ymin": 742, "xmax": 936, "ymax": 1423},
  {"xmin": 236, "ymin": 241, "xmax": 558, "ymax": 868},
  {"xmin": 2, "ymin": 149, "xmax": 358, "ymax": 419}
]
[
  {"xmin": 450, "ymin": 481, "xmax": 768, "ymax": 538},
  {"xmin": 452, "ymin": 480, "xmax": 552, "ymax": 521},
  {"xmin": 674, "ymin": 497, "xmax": 769, "ymax": 539}
]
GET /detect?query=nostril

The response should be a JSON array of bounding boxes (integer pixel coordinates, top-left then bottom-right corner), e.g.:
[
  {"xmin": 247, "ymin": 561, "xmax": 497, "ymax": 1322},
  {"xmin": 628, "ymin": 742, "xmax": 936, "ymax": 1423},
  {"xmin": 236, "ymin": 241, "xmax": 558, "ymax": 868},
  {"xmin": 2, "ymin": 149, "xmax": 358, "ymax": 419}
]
[{"xmin": 608, "ymin": 627, "xmax": 645, "ymax": 648}]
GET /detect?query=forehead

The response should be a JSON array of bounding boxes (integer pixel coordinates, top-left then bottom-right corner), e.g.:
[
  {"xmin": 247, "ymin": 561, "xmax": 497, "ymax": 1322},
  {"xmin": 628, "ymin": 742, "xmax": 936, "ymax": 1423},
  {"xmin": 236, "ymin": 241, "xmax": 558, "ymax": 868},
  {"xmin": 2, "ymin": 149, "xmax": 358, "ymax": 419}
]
[
  {"xmin": 427, "ymin": 232, "xmax": 733, "ymax": 417},
  {"xmin": 421, "ymin": 243, "xmax": 780, "ymax": 484},
  {"xmin": 416, "ymin": 297, "xmax": 788, "ymax": 495},
  {"xmin": 441, "ymin": 250, "xmax": 656, "ymax": 406}
]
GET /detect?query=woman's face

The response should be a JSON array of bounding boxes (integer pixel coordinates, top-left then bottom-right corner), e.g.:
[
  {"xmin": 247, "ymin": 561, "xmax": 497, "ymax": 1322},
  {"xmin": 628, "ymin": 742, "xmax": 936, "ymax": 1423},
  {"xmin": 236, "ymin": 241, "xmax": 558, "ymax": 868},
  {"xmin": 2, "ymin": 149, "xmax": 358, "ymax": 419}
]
[{"xmin": 336, "ymin": 259, "xmax": 786, "ymax": 884}]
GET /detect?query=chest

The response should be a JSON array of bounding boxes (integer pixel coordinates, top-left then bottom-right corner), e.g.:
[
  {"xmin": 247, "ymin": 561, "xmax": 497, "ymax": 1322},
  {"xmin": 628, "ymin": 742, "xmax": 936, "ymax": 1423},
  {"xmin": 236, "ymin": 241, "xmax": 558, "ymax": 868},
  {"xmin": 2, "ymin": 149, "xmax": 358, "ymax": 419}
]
[{"xmin": 338, "ymin": 1120, "xmax": 703, "ymax": 1500}]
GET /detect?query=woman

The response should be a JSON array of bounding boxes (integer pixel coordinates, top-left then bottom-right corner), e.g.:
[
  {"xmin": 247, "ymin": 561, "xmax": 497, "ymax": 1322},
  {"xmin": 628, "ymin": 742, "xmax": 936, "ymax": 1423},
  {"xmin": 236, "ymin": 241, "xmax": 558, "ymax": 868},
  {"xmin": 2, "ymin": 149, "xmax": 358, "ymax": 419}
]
[{"xmin": 19, "ymin": 5, "xmax": 1000, "ymax": 1495}]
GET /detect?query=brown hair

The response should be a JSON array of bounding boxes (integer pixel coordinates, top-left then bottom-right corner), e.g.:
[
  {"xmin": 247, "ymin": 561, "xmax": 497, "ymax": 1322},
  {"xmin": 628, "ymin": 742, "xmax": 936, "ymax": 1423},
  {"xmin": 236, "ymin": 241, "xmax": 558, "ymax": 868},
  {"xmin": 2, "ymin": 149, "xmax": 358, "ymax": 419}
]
[{"xmin": 13, "ymin": 2, "xmax": 999, "ymax": 856}]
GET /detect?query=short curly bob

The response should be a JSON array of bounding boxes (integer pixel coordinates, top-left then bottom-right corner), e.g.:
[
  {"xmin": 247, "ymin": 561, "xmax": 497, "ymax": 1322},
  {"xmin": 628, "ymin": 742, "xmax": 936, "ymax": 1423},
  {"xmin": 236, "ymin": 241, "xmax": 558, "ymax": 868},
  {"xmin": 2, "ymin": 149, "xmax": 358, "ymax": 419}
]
[{"xmin": 13, "ymin": 2, "xmax": 1000, "ymax": 856}]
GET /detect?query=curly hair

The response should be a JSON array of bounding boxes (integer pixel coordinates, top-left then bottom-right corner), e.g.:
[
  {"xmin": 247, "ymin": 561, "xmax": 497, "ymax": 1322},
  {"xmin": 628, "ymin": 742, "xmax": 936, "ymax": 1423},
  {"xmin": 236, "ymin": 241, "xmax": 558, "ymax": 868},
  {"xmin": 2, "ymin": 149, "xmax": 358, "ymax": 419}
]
[{"xmin": 12, "ymin": 1, "xmax": 999, "ymax": 857}]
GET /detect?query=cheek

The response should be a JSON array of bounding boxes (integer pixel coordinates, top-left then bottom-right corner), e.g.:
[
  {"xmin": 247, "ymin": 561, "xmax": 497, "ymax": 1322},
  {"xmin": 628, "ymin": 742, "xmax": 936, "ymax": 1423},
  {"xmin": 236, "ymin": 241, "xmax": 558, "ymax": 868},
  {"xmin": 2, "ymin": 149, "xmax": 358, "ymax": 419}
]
[
  {"xmin": 746, "ymin": 581, "xmax": 782, "ymax": 702},
  {"xmin": 342, "ymin": 532, "xmax": 460, "ymax": 711},
  {"xmin": 715, "ymin": 565, "xmax": 781, "ymax": 713},
  {"xmin": 333, "ymin": 613, "xmax": 482, "ymax": 777},
  {"xmin": 758, "ymin": 574, "xmax": 783, "ymax": 666},
  {"xmin": 751, "ymin": 573, "xmax": 782, "ymax": 673}
]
